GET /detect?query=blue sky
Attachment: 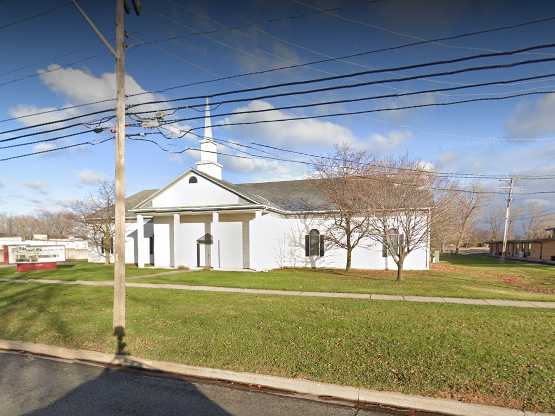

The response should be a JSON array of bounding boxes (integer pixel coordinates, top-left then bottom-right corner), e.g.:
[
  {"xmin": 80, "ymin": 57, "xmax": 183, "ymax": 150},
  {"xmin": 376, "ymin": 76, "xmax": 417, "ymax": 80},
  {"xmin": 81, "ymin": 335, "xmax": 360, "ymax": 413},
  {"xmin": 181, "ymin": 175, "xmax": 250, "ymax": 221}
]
[{"xmin": 1, "ymin": 0, "xmax": 555, "ymax": 216}]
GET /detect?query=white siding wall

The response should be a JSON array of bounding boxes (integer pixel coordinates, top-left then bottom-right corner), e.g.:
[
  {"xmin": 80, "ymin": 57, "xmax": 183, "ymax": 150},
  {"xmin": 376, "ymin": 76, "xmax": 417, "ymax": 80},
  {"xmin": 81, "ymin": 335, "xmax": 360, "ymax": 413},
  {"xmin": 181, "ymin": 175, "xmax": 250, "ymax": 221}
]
[
  {"xmin": 151, "ymin": 172, "xmax": 247, "ymax": 208},
  {"xmin": 153, "ymin": 217, "xmax": 172, "ymax": 268},
  {"xmin": 250, "ymin": 212, "xmax": 429, "ymax": 271}
]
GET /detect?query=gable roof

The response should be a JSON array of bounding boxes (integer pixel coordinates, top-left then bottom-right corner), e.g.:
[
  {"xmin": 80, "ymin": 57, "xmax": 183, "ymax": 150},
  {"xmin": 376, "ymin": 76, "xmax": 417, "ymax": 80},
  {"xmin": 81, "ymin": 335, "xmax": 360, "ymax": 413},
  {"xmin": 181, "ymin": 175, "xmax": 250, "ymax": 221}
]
[
  {"xmin": 133, "ymin": 169, "xmax": 261, "ymax": 210},
  {"xmin": 128, "ymin": 171, "xmax": 432, "ymax": 214}
]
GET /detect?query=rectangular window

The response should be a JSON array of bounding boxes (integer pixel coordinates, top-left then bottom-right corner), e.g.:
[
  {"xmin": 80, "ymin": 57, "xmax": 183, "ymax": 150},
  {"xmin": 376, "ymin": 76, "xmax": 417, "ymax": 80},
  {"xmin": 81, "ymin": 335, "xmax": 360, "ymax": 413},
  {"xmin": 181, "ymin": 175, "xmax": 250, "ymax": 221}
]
[{"xmin": 149, "ymin": 236, "xmax": 154, "ymax": 255}]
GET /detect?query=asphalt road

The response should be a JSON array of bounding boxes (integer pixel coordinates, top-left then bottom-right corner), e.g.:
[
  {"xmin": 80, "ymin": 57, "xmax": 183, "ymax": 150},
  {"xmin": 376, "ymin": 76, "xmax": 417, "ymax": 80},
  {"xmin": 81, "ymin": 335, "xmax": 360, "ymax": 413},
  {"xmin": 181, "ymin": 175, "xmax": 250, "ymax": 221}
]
[{"xmin": 0, "ymin": 352, "xmax": 387, "ymax": 416}]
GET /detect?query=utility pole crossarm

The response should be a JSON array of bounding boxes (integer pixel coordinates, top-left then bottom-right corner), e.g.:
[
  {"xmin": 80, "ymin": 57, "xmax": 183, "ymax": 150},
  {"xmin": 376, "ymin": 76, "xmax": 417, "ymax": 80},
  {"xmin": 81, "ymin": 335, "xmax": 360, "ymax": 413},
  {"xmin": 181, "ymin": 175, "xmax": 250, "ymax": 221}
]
[{"xmin": 71, "ymin": 0, "xmax": 117, "ymax": 57}]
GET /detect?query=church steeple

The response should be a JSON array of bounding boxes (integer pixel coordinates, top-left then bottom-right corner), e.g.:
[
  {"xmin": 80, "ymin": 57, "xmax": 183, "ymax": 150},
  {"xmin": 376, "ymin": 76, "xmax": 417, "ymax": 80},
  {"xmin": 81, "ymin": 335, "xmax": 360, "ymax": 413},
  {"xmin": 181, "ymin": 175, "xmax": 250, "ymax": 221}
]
[{"xmin": 195, "ymin": 98, "xmax": 223, "ymax": 179}]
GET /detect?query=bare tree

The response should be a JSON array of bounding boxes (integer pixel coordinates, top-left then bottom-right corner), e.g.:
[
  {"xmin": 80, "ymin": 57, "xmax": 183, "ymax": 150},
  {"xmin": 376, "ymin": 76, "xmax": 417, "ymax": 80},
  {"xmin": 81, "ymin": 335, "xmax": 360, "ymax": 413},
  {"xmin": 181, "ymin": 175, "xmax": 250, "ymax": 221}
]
[
  {"xmin": 485, "ymin": 203, "xmax": 504, "ymax": 241},
  {"xmin": 429, "ymin": 181, "xmax": 460, "ymax": 253},
  {"xmin": 521, "ymin": 201, "xmax": 553, "ymax": 239},
  {"xmin": 314, "ymin": 146, "xmax": 373, "ymax": 271},
  {"xmin": 363, "ymin": 158, "xmax": 434, "ymax": 282},
  {"xmin": 72, "ymin": 181, "xmax": 115, "ymax": 264},
  {"xmin": 452, "ymin": 185, "xmax": 482, "ymax": 253},
  {"xmin": 0, "ymin": 210, "xmax": 78, "ymax": 239}
]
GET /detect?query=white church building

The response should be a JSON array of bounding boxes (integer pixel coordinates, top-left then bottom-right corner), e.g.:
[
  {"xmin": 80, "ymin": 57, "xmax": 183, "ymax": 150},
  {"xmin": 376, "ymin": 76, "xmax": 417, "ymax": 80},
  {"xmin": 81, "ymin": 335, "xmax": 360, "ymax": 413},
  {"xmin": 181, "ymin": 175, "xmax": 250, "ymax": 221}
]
[{"xmin": 89, "ymin": 105, "xmax": 430, "ymax": 271}]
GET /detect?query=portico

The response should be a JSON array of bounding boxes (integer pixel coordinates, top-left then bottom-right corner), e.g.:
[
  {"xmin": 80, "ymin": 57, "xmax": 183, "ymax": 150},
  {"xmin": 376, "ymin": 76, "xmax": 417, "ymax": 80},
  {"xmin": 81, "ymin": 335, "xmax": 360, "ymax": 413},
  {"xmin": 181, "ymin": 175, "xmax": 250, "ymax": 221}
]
[{"xmin": 134, "ymin": 208, "xmax": 260, "ymax": 270}]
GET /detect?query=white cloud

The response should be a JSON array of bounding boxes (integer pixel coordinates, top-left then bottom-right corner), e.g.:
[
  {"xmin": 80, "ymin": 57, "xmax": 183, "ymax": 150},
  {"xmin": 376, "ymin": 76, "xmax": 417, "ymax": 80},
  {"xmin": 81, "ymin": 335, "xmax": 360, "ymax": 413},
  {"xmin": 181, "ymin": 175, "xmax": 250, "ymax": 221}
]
[
  {"xmin": 78, "ymin": 169, "xmax": 107, "ymax": 185},
  {"xmin": 33, "ymin": 142, "xmax": 57, "ymax": 153},
  {"xmin": 367, "ymin": 129, "xmax": 412, "ymax": 152},
  {"xmin": 9, "ymin": 65, "xmax": 168, "ymax": 129},
  {"xmin": 223, "ymin": 100, "xmax": 356, "ymax": 147},
  {"xmin": 23, "ymin": 180, "xmax": 49, "ymax": 194},
  {"xmin": 9, "ymin": 104, "xmax": 81, "ymax": 129},
  {"xmin": 378, "ymin": 92, "xmax": 437, "ymax": 122},
  {"xmin": 505, "ymin": 93, "xmax": 555, "ymax": 137}
]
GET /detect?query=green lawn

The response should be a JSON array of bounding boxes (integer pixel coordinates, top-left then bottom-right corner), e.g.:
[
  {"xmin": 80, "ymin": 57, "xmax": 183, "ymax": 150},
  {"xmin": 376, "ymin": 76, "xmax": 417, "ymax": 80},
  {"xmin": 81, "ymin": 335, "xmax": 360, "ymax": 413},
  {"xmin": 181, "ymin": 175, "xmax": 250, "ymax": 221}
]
[
  {"xmin": 1, "ymin": 254, "xmax": 554, "ymax": 301},
  {"xmin": 138, "ymin": 254, "xmax": 555, "ymax": 301},
  {"xmin": 0, "ymin": 283, "xmax": 552, "ymax": 411},
  {"xmin": 0, "ymin": 261, "xmax": 165, "ymax": 281}
]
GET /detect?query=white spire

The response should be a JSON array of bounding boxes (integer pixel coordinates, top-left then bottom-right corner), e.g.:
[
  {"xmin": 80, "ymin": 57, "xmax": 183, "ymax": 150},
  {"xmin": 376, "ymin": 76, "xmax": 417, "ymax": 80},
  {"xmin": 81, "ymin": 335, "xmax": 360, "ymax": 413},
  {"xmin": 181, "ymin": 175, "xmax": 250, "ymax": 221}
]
[
  {"xmin": 204, "ymin": 97, "xmax": 213, "ymax": 139},
  {"xmin": 195, "ymin": 97, "xmax": 223, "ymax": 179}
]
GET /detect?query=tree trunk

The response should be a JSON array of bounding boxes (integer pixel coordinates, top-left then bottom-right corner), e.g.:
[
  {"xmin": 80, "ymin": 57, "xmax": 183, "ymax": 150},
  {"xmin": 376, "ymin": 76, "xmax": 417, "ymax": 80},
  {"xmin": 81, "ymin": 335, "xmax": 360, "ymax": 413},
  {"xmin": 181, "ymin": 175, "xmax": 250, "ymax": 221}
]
[
  {"xmin": 396, "ymin": 255, "xmax": 404, "ymax": 282},
  {"xmin": 454, "ymin": 231, "xmax": 463, "ymax": 254},
  {"xmin": 345, "ymin": 219, "xmax": 352, "ymax": 272},
  {"xmin": 103, "ymin": 235, "xmax": 110, "ymax": 265}
]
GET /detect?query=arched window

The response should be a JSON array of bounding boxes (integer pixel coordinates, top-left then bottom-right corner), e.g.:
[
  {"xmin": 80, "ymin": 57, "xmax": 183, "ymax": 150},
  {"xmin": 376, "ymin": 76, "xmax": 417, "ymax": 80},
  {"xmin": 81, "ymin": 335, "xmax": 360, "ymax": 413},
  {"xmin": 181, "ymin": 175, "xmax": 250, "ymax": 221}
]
[
  {"xmin": 189, "ymin": 176, "xmax": 198, "ymax": 184},
  {"xmin": 305, "ymin": 229, "xmax": 324, "ymax": 257}
]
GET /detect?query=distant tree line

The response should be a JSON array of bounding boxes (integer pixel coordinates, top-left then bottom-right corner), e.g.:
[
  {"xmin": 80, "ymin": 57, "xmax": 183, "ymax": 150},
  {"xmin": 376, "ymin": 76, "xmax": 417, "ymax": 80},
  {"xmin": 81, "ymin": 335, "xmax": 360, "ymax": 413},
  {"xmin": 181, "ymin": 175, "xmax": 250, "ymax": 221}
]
[{"xmin": 0, "ymin": 210, "xmax": 78, "ymax": 240}]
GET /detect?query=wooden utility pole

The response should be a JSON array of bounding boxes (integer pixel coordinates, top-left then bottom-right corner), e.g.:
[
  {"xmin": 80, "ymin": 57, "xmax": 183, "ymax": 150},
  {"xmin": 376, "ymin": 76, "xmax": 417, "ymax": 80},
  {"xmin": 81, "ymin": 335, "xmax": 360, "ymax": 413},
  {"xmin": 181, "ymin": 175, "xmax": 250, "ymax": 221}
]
[
  {"xmin": 72, "ymin": 0, "xmax": 141, "ymax": 344},
  {"xmin": 113, "ymin": 0, "xmax": 126, "ymax": 333},
  {"xmin": 501, "ymin": 177, "xmax": 514, "ymax": 258}
]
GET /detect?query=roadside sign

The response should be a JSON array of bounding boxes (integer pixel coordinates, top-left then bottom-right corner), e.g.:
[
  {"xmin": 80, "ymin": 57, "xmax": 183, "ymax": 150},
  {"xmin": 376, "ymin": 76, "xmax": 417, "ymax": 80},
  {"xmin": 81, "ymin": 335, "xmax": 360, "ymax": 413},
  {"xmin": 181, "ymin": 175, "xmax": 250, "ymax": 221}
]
[{"xmin": 8, "ymin": 245, "xmax": 65, "ymax": 271}]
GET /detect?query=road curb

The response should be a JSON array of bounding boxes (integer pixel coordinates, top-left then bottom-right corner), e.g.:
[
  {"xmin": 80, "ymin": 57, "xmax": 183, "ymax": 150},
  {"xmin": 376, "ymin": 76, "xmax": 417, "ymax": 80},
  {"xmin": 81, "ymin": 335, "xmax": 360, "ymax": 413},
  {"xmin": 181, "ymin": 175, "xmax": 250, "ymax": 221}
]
[{"xmin": 0, "ymin": 339, "xmax": 549, "ymax": 416}]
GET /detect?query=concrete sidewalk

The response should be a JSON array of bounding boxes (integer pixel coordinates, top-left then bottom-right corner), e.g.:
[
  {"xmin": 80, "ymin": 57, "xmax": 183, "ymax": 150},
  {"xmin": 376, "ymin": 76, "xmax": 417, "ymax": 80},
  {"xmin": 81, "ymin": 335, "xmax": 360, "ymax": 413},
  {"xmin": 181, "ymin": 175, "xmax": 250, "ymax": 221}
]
[{"xmin": 1, "ymin": 277, "xmax": 553, "ymax": 309}]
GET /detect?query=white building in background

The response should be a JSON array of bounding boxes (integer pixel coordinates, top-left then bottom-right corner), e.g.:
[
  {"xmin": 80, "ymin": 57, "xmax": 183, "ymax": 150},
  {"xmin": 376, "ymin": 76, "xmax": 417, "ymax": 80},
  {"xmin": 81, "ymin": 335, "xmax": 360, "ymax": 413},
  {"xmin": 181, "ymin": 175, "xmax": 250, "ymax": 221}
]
[{"xmin": 88, "ymin": 102, "xmax": 430, "ymax": 271}]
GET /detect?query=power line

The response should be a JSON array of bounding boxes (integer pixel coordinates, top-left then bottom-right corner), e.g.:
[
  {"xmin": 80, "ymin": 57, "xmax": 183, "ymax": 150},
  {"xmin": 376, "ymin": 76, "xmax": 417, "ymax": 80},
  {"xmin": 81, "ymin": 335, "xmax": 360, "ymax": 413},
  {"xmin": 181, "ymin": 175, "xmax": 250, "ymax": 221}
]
[
  {"xmin": 133, "ymin": 133, "xmax": 555, "ymax": 196},
  {"xmin": 136, "ymin": 2, "xmax": 349, "ymax": 46},
  {"xmin": 135, "ymin": 14, "xmax": 555, "ymax": 95},
  {"xmin": 0, "ymin": 54, "xmax": 98, "ymax": 89},
  {"xmin": 156, "ymin": 90, "xmax": 555, "ymax": 133},
  {"xmin": 4, "ymin": 13, "xmax": 554, "ymax": 124},
  {"xmin": 0, "ymin": 109, "xmax": 114, "ymax": 136},
  {"xmin": 0, "ymin": 49, "xmax": 84, "ymax": 78},
  {"xmin": 129, "ymin": 43, "xmax": 555, "ymax": 108},
  {"xmin": 175, "ymin": 129, "xmax": 555, "ymax": 181},
  {"xmin": 0, "ymin": 129, "xmax": 102, "ymax": 150},
  {"xmin": 130, "ymin": 72, "xmax": 555, "ymax": 121},
  {"xmin": 10, "ymin": 44, "xmax": 555, "ymax": 139},
  {"xmin": 0, "ymin": 1, "xmax": 70, "ymax": 31},
  {"xmin": 0, "ymin": 98, "xmax": 116, "ymax": 125},
  {"xmin": 0, "ymin": 136, "xmax": 113, "ymax": 162}
]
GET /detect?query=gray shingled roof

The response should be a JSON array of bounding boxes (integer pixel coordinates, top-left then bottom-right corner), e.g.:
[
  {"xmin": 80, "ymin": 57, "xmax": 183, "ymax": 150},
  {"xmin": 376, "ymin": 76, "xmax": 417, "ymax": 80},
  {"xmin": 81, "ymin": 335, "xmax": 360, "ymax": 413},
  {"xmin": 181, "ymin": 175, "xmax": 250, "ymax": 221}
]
[
  {"xmin": 128, "ymin": 171, "xmax": 431, "ymax": 213},
  {"xmin": 235, "ymin": 179, "xmax": 331, "ymax": 211},
  {"xmin": 125, "ymin": 189, "xmax": 158, "ymax": 216}
]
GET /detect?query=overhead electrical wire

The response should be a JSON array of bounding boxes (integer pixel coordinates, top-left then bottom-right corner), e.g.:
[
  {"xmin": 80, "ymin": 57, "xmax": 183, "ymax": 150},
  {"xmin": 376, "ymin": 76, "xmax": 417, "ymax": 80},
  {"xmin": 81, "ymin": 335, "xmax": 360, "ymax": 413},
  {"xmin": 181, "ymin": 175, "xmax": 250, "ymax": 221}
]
[
  {"xmin": 0, "ymin": 136, "xmax": 113, "ymax": 162},
  {"xmin": 155, "ymin": 90, "xmax": 555, "ymax": 133},
  {"xmin": 3, "ymin": 14, "xmax": 555, "ymax": 125},
  {"xmin": 0, "ymin": 129, "xmax": 101, "ymax": 150},
  {"xmin": 173, "ymin": 129, "xmax": 555, "ymax": 181},
  {"xmin": 0, "ymin": 1, "xmax": 70, "ymax": 31},
  {"xmin": 0, "ymin": 54, "xmax": 99, "ymax": 89},
  {"xmin": 130, "ymin": 133, "xmax": 555, "ymax": 196},
  {"xmin": 136, "ymin": 2, "xmax": 349, "ymax": 47},
  {"xmin": 8, "ymin": 42, "xmax": 555, "ymax": 138},
  {"xmin": 129, "ymin": 72, "xmax": 555, "ymax": 121},
  {"xmin": 128, "ymin": 44, "xmax": 555, "ymax": 108},
  {"xmin": 0, "ymin": 133, "xmax": 152, "ymax": 162}
]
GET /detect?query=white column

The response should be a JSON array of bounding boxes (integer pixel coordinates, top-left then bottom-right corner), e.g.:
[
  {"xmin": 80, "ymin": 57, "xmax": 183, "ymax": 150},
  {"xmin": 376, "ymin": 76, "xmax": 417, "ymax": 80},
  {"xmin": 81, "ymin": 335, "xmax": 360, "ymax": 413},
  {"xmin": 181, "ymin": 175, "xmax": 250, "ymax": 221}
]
[
  {"xmin": 172, "ymin": 213, "xmax": 180, "ymax": 268},
  {"xmin": 242, "ymin": 220, "xmax": 250, "ymax": 269},
  {"xmin": 249, "ymin": 211, "xmax": 262, "ymax": 271},
  {"xmin": 211, "ymin": 212, "xmax": 219, "ymax": 269},
  {"xmin": 136, "ymin": 214, "xmax": 144, "ymax": 268}
]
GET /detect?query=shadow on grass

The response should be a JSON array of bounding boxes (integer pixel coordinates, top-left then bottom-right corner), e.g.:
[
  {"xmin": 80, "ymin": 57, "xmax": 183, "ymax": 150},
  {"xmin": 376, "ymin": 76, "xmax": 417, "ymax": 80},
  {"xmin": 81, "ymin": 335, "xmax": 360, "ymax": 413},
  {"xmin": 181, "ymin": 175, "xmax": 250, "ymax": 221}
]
[{"xmin": 0, "ymin": 284, "xmax": 72, "ymax": 343}]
